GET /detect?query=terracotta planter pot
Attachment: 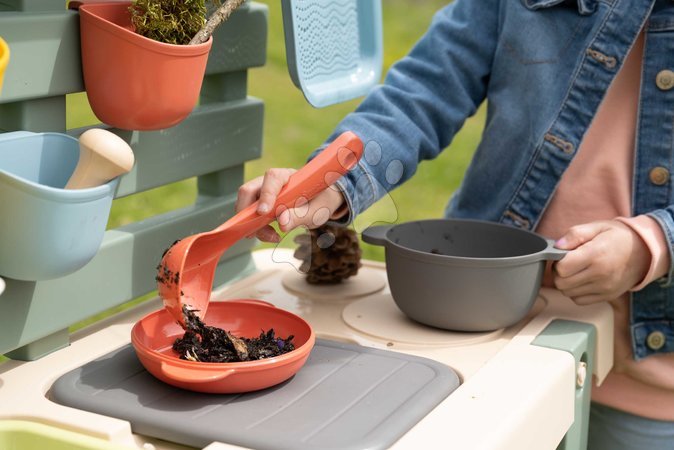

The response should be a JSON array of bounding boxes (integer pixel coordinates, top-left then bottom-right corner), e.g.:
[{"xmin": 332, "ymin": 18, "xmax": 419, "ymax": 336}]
[{"xmin": 75, "ymin": 2, "xmax": 212, "ymax": 130}]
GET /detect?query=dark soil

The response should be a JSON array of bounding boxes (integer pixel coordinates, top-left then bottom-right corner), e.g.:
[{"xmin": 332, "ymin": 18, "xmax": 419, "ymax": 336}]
[
  {"xmin": 156, "ymin": 240, "xmax": 181, "ymax": 286},
  {"xmin": 172, "ymin": 306, "xmax": 295, "ymax": 363}
]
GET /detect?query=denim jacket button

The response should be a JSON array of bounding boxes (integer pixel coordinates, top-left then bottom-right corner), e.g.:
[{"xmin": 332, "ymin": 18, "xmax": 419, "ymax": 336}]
[
  {"xmin": 656, "ymin": 70, "xmax": 674, "ymax": 91},
  {"xmin": 649, "ymin": 167, "xmax": 670, "ymax": 186},
  {"xmin": 646, "ymin": 331, "xmax": 666, "ymax": 350}
]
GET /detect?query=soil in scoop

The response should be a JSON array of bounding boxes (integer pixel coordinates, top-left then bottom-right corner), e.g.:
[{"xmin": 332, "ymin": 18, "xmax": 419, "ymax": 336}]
[{"xmin": 173, "ymin": 306, "xmax": 295, "ymax": 363}]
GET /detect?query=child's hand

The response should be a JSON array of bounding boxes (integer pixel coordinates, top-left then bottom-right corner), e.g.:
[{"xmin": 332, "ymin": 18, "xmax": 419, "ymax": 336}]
[
  {"xmin": 552, "ymin": 220, "xmax": 650, "ymax": 305},
  {"xmin": 235, "ymin": 168, "xmax": 347, "ymax": 243}
]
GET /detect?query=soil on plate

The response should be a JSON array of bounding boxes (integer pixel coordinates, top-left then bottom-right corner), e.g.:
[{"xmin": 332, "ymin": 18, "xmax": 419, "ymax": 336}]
[{"xmin": 173, "ymin": 306, "xmax": 295, "ymax": 363}]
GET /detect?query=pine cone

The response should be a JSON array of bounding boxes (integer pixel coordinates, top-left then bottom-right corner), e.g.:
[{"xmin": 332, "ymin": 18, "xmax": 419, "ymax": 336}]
[{"xmin": 293, "ymin": 224, "xmax": 362, "ymax": 284}]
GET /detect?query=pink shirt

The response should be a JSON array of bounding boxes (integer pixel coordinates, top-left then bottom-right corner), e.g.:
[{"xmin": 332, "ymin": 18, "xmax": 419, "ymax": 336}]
[{"xmin": 535, "ymin": 32, "xmax": 674, "ymax": 421}]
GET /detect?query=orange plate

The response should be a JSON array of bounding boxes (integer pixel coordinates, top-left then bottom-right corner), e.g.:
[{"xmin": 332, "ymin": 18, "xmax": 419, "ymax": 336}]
[{"xmin": 131, "ymin": 300, "xmax": 315, "ymax": 393}]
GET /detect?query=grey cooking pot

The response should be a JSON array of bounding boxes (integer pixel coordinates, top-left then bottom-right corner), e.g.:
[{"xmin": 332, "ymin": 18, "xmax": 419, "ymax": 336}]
[{"xmin": 362, "ymin": 219, "xmax": 566, "ymax": 332}]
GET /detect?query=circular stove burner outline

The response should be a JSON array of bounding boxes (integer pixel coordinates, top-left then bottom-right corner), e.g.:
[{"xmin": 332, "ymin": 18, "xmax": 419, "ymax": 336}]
[
  {"xmin": 342, "ymin": 294, "xmax": 504, "ymax": 347},
  {"xmin": 281, "ymin": 266, "xmax": 387, "ymax": 301}
]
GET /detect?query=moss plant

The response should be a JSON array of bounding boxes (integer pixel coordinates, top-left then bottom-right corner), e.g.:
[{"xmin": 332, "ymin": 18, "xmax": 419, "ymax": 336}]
[{"xmin": 130, "ymin": 0, "xmax": 208, "ymax": 45}]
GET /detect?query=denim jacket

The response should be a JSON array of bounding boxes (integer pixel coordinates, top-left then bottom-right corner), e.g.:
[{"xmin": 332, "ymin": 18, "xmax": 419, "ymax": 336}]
[{"xmin": 316, "ymin": 0, "xmax": 674, "ymax": 359}]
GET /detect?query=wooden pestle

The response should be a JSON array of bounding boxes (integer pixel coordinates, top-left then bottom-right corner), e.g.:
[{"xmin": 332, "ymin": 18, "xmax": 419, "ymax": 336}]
[{"xmin": 65, "ymin": 129, "xmax": 135, "ymax": 190}]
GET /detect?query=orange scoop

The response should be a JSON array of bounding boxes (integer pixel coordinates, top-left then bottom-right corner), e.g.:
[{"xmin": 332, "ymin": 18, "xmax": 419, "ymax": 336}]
[{"xmin": 158, "ymin": 131, "xmax": 364, "ymax": 324}]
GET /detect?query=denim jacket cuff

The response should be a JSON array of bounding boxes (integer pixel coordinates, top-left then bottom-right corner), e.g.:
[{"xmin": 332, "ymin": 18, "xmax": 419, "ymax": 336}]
[
  {"xmin": 645, "ymin": 210, "xmax": 674, "ymax": 288},
  {"xmin": 308, "ymin": 147, "xmax": 379, "ymax": 226},
  {"xmin": 326, "ymin": 178, "xmax": 354, "ymax": 226}
]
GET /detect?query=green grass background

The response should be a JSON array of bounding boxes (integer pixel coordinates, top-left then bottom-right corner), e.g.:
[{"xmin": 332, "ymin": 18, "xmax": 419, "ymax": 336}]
[{"xmin": 57, "ymin": 0, "xmax": 485, "ymax": 331}]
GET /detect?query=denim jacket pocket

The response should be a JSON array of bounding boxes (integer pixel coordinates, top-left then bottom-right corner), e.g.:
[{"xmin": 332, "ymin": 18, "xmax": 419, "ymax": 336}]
[
  {"xmin": 522, "ymin": 0, "xmax": 597, "ymax": 15},
  {"xmin": 503, "ymin": 2, "xmax": 592, "ymax": 65}
]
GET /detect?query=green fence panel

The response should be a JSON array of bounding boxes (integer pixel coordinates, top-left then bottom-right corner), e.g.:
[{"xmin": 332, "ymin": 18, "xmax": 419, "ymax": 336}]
[
  {"xmin": 70, "ymin": 98, "xmax": 265, "ymax": 198},
  {"xmin": 0, "ymin": 1, "xmax": 269, "ymax": 360},
  {"xmin": 0, "ymin": 2, "xmax": 267, "ymax": 104}
]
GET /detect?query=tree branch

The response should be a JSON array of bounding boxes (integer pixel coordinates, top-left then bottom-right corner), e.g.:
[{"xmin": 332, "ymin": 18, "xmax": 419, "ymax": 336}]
[{"xmin": 189, "ymin": 0, "xmax": 246, "ymax": 45}]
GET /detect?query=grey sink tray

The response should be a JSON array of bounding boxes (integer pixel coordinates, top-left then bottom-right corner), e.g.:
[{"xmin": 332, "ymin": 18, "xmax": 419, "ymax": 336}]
[{"xmin": 50, "ymin": 339, "xmax": 460, "ymax": 450}]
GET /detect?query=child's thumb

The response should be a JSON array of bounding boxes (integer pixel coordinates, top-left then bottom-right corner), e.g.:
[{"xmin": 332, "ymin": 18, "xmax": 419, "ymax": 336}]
[{"xmin": 555, "ymin": 222, "xmax": 607, "ymax": 250}]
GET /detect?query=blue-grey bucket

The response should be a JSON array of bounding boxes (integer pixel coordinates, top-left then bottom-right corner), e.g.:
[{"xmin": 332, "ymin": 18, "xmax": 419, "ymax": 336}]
[{"xmin": 0, "ymin": 131, "xmax": 118, "ymax": 281}]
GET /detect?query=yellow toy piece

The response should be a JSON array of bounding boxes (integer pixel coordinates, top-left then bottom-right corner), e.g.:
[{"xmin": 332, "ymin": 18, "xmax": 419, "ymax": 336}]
[{"xmin": 0, "ymin": 37, "xmax": 8, "ymax": 94}]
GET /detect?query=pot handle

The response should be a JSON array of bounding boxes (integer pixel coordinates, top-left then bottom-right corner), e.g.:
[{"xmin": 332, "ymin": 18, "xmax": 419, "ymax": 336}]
[
  {"xmin": 361, "ymin": 225, "xmax": 392, "ymax": 246},
  {"xmin": 540, "ymin": 239, "xmax": 567, "ymax": 261},
  {"xmin": 160, "ymin": 363, "xmax": 235, "ymax": 383}
]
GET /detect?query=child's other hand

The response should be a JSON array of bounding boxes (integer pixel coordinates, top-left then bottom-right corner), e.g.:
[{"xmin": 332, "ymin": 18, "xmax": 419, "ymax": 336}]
[
  {"xmin": 235, "ymin": 168, "xmax": 347, "ymax": 243},
  {"xmin": 552, "ymin": 220, "xmax": 650, "ymax": 305}
]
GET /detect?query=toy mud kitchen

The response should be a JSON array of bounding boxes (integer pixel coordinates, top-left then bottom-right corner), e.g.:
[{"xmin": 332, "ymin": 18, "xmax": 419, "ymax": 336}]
[{"xmin": 0, "ymin": 1, "xmax": 612, "ymax": 449}]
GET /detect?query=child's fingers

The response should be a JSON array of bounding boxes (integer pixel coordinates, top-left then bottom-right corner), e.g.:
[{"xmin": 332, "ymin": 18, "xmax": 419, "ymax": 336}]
[
  {"xmin": 277, "ymin": 204, "xmax": 331, "ymax": 232},
  {"xmin": 236, "ymin": 176, "xmax": 263, "ymax": 212},
  {"xmin": 569, "ymin": 293, "xmax": 607, "ymax": 306},
  {"xmin": 277, "ymin": 188, "xmax": 343, "ymax": 232},
  {"xmin": 258, "ymin": 169, "xmax": 296, "ymax": 214},
  {"xmin": 249, "ymin": 225, "xmax": 280, "ymax": 243},
  {"xmin": 555, "ymin": 221, "xmax": 609, "ymax": 250},
  {"xmin": 555, "ymin": 278, "xmax": 597, "ymax": 298},
  {"xmin": 553, "ymin": 244, "xmax": 593, "ymax": 278},
  {"xmin": 555, "ymin": 264, "xmax": 623, "ymax": 303},
  {"xmin": 553, "ymin": 267, "xmax": 595, "ymax": 292},
  {"xmin": 555, "ymin": 274, "xmax": 619, "ymax": 304}
]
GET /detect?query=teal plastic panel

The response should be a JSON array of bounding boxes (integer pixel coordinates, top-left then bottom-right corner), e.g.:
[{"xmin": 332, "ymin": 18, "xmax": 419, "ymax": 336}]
[
  {"xmin": 201, "ymin": 72, "xmax": 250, "ymax": 105},
  {"xmin": 532, "ymin": 320, "xmax": 596, "ymax": 450},
  {"xmin": 0, "ymin": 97, "xmax": 67, "ymax": 132},
  {"xmin": 5, "ymin": 328, "xmax": 69, "ymax": 360},
  {"xmin": 0, "ymin": 11, "xmax": 82, "ymax": 104},
  {"xmin": 206, "ymin": 1, "xmax": 268, "ymax": 75},
  {"xmin": 198, "ymin": 166, "xmax": 245, "ymax": 199},
  {"xmin": 0, "ymin": 4, "xmax": 268, "ymax": 104},
  {"xmin": 0, "ymin": 0, "xmax": 63, "ymax": 11}
]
